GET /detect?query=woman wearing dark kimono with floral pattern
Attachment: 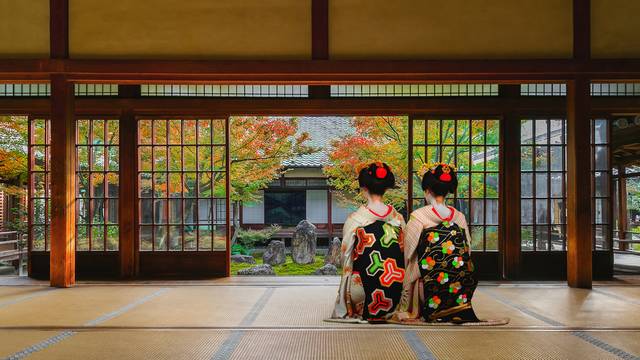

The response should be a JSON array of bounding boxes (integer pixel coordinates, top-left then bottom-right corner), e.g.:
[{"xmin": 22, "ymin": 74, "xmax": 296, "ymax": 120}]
[
  {"xmin": 330, "ymin": 163, "xmax": 406, "ymax": 323},
  {"xmin": 394, "ymin": 163, "xmax": 480, "ymax": 324}
]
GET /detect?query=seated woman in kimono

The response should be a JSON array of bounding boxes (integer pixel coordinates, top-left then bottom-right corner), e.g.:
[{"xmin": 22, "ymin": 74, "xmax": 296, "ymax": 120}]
[
  {"xmin": 394, "ymin": 163, "xmax": 480, "ymax": 324},
  {"xmin": 330, "ymin": 162, "xmax": 406, "ymax": 322}
]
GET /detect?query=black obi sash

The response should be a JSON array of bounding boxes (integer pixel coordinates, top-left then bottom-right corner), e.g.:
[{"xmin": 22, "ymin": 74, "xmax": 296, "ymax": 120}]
[
  {"xmin": 416, "ymin": 221, "xmax": 477, "ymax": 321},
  {"xmin": 352, "ymin": 220, "xmax": 405, "ymax": 321}
]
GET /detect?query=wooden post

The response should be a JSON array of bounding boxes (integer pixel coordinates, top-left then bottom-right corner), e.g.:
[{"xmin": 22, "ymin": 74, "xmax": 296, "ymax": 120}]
[
  {"xmin": 566, "ymin": 78, "xmax": 592, "ymax": 288},
  {"xmin": 119, "ymin": 108, "xmax": 136, "ymax": 278},
  {"xmin": 50, "ymin": 0, "xmax": 69, "ymax": 59},
  {"xmin": 499, "ymin": 85, "xmax": 522, "ymax": 279},
  {"xmin": 309, "ymin": 0, "xmax": 330, "ymax": 98},
  {"xmin": 49, "ymin": 75, "xmax": 75, "ymax": 287}
]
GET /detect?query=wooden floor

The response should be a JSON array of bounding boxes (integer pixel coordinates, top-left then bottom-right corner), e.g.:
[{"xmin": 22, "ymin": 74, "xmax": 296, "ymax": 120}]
[{"xmin": 0, "ymin": 276, "xmax": 639, "ymax": 359}]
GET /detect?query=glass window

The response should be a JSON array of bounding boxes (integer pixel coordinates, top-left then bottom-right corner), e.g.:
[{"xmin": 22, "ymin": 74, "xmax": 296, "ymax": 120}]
[
  {"xmin": 521, "ymin": 118, "xmax": 567, "ymax": 251},
  {"xmin": 411, "ymin": 118, "xmax": 500, "ymax": 251},
  {"xmin": 138, "ymin": 119, "xmax": 228, "ymax": 251},
  {"xmin": 76, "ymin": 119, "xmax": 120, "ymax": 251},
  {"xmin": 264, "ymin": 191, "xmax": 306, "ymax": 226},
  {"xmin": 28, "ymin": 119, "xmax": 50, "ymax": 251},
  {"xmin": 592, "ymin": 119, "xmax": 612, "ymax": 250}
]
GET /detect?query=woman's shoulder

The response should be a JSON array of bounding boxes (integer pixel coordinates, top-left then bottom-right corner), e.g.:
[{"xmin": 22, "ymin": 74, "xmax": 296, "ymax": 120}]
[{"xmin": 450, "ymin": 207, "xmax": 468, "ymax": 224}]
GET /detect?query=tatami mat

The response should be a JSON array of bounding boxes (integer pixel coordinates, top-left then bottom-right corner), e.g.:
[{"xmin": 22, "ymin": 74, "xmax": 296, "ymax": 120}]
[
  {"xmin": 252, "ymin": 286, "xmax": 340, "ymax": 327},
  {"xmin": 0, "ymin": 280, "xmax": 639, "ymax": 359},
  {"xmin": 101, "ymin": 286, "xmax": 266, "ymax": 328},
  {"xmin": 0, "ymin": 330, "xmax": 63, "ymax": 358},
  {"xmin": 588, "ymin": 331, "xmax": 640, "ymax": 357},
  {"xmin": 486, "ymin": 286, "xmax": 640, "ymax": 328},
  {"xmin": 419, "ymin": 331, "xmax": 620, "ymax": 360},
  {"xmin": 0, "ymin": 286, "xmax": 165, "ymax": 327},
  {"xmin": 230, "ymin": 330, "xmax": 417, "ymax": 360},
  {"xmin": 27, "ymin": 330, "xmax": 227, "ymax": 360}
]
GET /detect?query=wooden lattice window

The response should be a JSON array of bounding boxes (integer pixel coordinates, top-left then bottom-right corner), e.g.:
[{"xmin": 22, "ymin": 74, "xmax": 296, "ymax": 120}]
[
  {"xmin": 28, "ymin": 118, "xmax": 50, "ymax": 251},
  {"xmin": 520, "ymin": 119, "xmax": 567, "ymax": 251},
  {"xmin": 137, "ymin": 119, "xmax": 227, "ymax": 251},
  {"xmin": 592, "ymin": 119, "xmax": 612, "ymax": 250},
  {"xmin": 411, "ymin": 118, "xmax": 500, "ymax": 251},
  {"xmin": 76, "ymin": 119, "xmax": 119, "ymax": 251}
]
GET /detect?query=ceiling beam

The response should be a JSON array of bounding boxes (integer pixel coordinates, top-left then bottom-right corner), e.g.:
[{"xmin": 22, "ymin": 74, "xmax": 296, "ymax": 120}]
[{"xmin": 1, "ymin": 59, "xmax": 640, "ymax": 83}]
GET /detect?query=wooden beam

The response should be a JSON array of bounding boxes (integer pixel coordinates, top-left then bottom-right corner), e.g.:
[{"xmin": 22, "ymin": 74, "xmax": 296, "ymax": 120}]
[
  {"xmin": 118, "ymin": 108, "xmax": 136, "ymax": 278},
  {"xmin": 2, "ymin": 59, "xmax": 640, "ymax": 82},
  {"xmin": 311, "ymin": 0, "xmax": 329, "ymax": 60},
  {"xmin": 50, "ymin": 0, "xmax": 69, "ymax": 59},
  {"xmin": 499, "ymin": 85, "xmax": 522, "ymax": 280},
  {"xmin": 1, "ymin": 94, "xmax": 639, "ymax": 117},
  {"xmin": 573, "ymin": 0, "xmax": 591, "ymax": 61},
  {"xmin": 49, "ymin": 75, "xmax": 75, "ymax": 287},
  {"xmin": 566, "ymin": 78, "xmax": 593, "ymax": 288}
]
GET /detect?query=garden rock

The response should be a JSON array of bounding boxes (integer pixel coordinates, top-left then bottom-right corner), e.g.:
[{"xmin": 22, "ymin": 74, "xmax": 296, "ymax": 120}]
[
  {"xmin": 263, "ymin": 240, "xmax": 286, "ymax": 266},
  {"xmin": 314, "ymin": 264, "xmax": 338, "ymax": 275},
  {"xmin": 291, "ymin": 220, "xmax": 317, "ymax": 264},
  {"xmin": 237, "ymin": 264, "xmax": 275, "ymax": 276},
  {"xmin": 230, "ymin": 254, "xmax": 256, "ymax": 264},
  {"xmin": 324, "ymin": 237, "xmax": 342, "ymax": 267}
]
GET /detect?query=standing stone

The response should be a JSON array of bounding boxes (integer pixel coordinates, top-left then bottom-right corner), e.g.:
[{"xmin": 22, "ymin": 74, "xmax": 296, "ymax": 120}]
[
  {"xmin": 324, "ymin": 237, "xmax": 342, "ymax": 267},
  {"xmin": 263, "ymin": 240, "xmax": 286, "ymax": 266},
  {"xmin": 291, "ymin": 220, "xmax": 317, "ymax": 264}
]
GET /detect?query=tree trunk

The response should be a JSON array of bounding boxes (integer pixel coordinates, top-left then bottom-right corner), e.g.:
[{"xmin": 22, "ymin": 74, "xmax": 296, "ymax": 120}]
[{"xmin": 230, "ymin": 201, "xmax": 241, "ymax": 246}]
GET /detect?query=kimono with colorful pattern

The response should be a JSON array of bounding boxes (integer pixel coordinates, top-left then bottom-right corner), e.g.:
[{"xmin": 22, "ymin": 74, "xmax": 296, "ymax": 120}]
[
  {"xmin": 393, "ymin": 205, "xmax": 475, "ymax": 322},
  {"xmin": 331, "ymin": 205, "xmax": 406, "ymax": 320}
]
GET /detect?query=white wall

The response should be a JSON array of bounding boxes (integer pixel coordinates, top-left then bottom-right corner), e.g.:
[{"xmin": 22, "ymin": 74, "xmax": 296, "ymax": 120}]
[
  {"xmin": 331, "ymin": 195, "xmax": 355, "ymax": 224},
  {"xmin": 306, "ymin": 190, "xmax": 328, "ymax": 223},
  {"xmin": 242, "ymin": 191, "xmax": 265, "ymax": 224}
]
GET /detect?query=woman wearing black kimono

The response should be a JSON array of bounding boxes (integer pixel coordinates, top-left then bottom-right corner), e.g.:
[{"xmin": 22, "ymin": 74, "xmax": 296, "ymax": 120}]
[
  {"xmin": 394, "ymin": 163, "xmax": 480, "ymax": 324},
  {"xmin": 330, "ymin": 162, "xmax": 406, "ymax": 323}
]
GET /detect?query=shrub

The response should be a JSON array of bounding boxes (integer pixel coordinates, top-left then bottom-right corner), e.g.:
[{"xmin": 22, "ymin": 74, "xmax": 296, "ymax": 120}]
[{"xmin": 232, "ymin": 225, "xmax": 281, "ymax": 255}]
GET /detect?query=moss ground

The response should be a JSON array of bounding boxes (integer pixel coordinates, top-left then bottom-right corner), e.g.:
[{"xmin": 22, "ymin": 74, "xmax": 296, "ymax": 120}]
[{"xmin": 231, "ymin": 255, "xmax": 336, "ymax": 276}]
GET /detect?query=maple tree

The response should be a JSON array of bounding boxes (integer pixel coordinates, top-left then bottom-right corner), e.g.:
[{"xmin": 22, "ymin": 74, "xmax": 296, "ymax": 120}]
[
  {"xmin": 137, "ymin": 117, "xmax": 313, "ymax": 245},
  {"xmin": 0, "ymin": 115, "xmax": 29, "ymax": 233},
  {"xmin": 0, "ymin": 116, "xmax": 28, "ymax": 187},
  {"xmin": 323, "ymin": 116, "xmax": 409, "ymax": 209},
  {"xmin": 229, "ymin": 116, "xmax": 314, "ymax": 243}
]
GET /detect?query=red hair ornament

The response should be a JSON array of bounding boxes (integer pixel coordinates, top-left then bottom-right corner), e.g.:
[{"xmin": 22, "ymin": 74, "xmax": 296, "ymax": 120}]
[
  {"xmin": 375, "ymin": 167, "xmax": 388, "ymax": 179},
  {"xmin": 439, "ymin": 165, "xmax": 452, "ymax": 182}
]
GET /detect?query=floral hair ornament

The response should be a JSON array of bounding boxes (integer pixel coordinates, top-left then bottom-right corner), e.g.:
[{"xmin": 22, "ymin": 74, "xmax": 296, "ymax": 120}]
[{"xmin": 419, "ymin": 162, "xmax": 457, "ymax": 177}]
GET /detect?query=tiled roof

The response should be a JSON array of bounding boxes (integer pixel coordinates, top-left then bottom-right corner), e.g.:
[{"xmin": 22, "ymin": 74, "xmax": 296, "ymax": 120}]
[{"xmin": 283, "ymin": 117, "xmax": 354, "ymax": 168}]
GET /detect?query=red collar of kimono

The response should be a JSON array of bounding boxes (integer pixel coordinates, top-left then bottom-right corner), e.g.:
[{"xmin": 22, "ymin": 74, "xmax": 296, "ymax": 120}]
[
  {"xmin": 431, "ymin": 206, "xmax": 455, "ymax": 222},
  {"xmin": 367, "ymin": 205, "xmax": 393, "ymax": 218}
]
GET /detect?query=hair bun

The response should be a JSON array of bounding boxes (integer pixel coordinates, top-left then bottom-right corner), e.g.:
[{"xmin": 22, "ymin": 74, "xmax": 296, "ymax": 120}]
[
  {"xmin": 358, "ymin": 162, "xmax": 396, "ymax": 196},
  {"xmin": 421, "ymin": 163, "xmax": 458, "ymax": 197},
  {"xmin": 375, "ymin": 167, "xmax": 388, "ymax": 179}
]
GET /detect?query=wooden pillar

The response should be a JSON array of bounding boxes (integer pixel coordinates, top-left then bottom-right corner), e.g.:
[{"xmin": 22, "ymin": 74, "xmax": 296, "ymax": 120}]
[
  {"xmin": 566, "ymin": 78, "xmax": 592, "ymax": 288},
  {"xmin": 309, "ymin": 0, "xmax": 329, "ymax": 98},
  {"xmin": 49, "ymin": 75, "xmax": 75, "ymax": 287},
  {"xmin": 119, "ymin": 107, "xmax": 137, "ymax": 278},
  {"xmin": 50, "ymin": 0, "xmax": 69, "ymax": 59},
  {"xmin": 500, "ymin": 85, "xmax": 522, "ymax": 279}
]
